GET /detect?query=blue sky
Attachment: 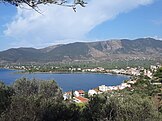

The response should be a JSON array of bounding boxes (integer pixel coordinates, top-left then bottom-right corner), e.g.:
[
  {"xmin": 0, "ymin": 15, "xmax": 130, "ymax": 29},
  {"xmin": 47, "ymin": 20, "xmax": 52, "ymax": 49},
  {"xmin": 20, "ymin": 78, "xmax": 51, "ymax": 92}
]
[
  {"xmin": 0, "ymin": 0, "xmax": 162, "ymax": 51},
  {"xmin": 88, "ymin": 0, "xmax": 162, "ymax": 39}
]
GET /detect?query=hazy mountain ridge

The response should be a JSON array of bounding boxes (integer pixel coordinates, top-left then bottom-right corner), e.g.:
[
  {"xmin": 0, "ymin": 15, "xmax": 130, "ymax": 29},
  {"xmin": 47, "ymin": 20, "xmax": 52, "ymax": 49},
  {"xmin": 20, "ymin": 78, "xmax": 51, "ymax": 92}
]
[{"xmin": 0, "ymin": 38, "xmax": 162, "ymax": 64}]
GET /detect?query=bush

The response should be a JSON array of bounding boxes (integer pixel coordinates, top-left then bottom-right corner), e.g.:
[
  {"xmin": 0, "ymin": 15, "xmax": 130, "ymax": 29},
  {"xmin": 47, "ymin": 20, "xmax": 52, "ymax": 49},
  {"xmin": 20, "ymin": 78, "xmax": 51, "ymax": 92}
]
[
  {"xmin": 82, "ymin": 93, "xmax": 161, "ymax": 121},
  {"xmin": 0, "ymin": 78, "xmax": 63, "ymax": 121},
  {"xmin": 0, "ymin": 82, "xmax": 14, "ymax": 115}
]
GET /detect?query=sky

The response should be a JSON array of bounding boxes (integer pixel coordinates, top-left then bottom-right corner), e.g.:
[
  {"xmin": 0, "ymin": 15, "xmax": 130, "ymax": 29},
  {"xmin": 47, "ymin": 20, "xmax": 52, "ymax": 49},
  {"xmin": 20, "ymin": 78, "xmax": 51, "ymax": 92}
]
[{"xmin": 0, "ymin": 0, "xmax": 162, "ymax": 51}]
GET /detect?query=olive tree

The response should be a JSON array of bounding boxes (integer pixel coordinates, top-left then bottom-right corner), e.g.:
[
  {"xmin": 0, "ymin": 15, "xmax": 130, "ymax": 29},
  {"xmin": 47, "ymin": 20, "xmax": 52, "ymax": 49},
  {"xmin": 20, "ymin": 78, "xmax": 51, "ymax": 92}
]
[
  {"xmin": 0, "ymin": 82, "xmax": 14, "ymax": 115},
  {"xmin": 82, "ymin": 93, "xmax": 161, "ymax": 121},
  {"xmin": 0, "ymin": 78, "xmax": 63, "ymax": 121},
  {"xmin": 0, "ymin": 0, "xmax": 87, "ymax": 12}
]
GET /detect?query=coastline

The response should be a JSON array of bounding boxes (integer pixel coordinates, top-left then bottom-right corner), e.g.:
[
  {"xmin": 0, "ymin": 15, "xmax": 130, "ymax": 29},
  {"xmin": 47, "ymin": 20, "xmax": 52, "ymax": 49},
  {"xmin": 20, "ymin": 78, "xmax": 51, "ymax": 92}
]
[
  {"xmin": 0, "ymin": 67, "xmax": 131, "ymax": 78},
  {"xmin": 0, "ymin": 68, "xmax": 130, "ymax": 92},
  {"xmin": 17, "ymin": 70, "xmax": 131, "ymax": 78}
]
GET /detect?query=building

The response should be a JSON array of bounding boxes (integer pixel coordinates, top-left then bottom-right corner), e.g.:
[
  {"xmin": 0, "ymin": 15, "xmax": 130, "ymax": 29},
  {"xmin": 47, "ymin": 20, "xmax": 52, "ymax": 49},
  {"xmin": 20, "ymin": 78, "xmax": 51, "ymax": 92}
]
[
  {"xmin": 78, "ymin": 90, "xmax": 85, "ymax": 97},
  {"xmin": 99, "ymin": 85, "xmax": 109, "ymax": 92},
  {"xmin": 73, "ymin": 96, "xmax": 89, "ymax": 103},
  {"xmin": 63, "ymin": 91, "xmax": 72, "ymax": 100},
  {"xmin": 74, "ymin": 90, "xmax": 85, "ymax": 97},
  {"xmin": 127, "ymin": 80, "xmax": 137, "ymax": 84},
  {"xmin": 144, "ymin": 69, "xmax": 153, "ymax": 78},
  {"xmin": 88, "ymin": 89, "xmax": 97, "ymax": 96}
]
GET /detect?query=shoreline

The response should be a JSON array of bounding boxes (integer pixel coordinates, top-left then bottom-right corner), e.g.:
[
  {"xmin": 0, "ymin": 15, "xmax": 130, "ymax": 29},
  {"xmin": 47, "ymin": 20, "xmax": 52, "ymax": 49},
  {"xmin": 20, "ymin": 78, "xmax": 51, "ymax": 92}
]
[
  {"xmin": 0, "ymin": 68, "xmax": 130, "ymax": 92},
  {"xmin": 0, "ymin": 67, "xmax": 131, "ymax": 78}
]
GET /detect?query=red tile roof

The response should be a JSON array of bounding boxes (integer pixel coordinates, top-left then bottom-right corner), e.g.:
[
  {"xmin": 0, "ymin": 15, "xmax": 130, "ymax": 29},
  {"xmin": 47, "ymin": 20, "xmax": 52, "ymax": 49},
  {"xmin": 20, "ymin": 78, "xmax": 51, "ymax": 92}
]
[
  {"xmin": 75, "ymin": 96, "xmax": 89, "ymax": 103},
  {"xmin": 66, "ymin": 91, "xmax": 72, "ymax": 95},
  {"xmin": 78, "ymin": 90, "xmax": 85, "ymax": 94}
]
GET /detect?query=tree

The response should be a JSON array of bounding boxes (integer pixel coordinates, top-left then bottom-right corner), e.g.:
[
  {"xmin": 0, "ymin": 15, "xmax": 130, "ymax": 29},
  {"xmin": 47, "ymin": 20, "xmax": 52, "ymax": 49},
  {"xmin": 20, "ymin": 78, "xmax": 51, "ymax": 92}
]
[
  {"xmin": 82, "ymin": 93, "xmax": 161, "ymax": 121},
  {"xmin": 0, "ymin": 78, "xmax": 63, "ymax": 121},
  {"xmin": 1, "ymin": 0, "xmax": 87, "ymax": 12},
  {"xmin": 12, "ymin": 78, "xmax": 63, "ymax": 100},
  {"xmin": 0, "ymin": 82, "xmax": 14, "ymax": 115},
  {"xmin": 154, "ymin": 67, "xmax": 162, "ymax": 83}
]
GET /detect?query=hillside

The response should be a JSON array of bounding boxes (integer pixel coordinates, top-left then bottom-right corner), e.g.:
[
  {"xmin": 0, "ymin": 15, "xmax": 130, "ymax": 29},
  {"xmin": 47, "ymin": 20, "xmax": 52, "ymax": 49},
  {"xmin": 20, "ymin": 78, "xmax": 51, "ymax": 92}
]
[{"xmin": 0, "ymin": 38, "xmax": 162, "ymax": 64}]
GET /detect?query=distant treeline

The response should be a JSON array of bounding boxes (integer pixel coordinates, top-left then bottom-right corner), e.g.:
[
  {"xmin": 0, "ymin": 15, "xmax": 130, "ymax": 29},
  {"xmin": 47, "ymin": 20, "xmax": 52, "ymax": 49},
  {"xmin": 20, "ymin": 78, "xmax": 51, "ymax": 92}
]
[{"xmin": 2, "ymin": 60, "xmax": 160, "ymax": 73}]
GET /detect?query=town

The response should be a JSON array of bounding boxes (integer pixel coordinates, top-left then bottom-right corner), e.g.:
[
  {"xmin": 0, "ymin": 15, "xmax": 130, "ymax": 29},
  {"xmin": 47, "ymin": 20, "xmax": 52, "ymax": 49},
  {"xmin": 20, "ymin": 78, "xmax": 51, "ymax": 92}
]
[
  {"xmin": 2, "ymin": 63, "xmax": 161, "ymax": 77},
  {"xmin": 1, "ymin": 63, "xmax": 162, "ymax": 104},
  {"xmin": 62, "ymin": 64, "xmax": 162, "ymax": 103}
]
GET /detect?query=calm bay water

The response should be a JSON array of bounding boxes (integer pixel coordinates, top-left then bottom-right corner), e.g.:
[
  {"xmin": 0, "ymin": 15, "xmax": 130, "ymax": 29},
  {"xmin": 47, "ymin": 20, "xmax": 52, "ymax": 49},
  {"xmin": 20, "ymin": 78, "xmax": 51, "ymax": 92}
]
[{"xmin": 0, "ymin": 68, "xmax": 129, "ymax": 92}]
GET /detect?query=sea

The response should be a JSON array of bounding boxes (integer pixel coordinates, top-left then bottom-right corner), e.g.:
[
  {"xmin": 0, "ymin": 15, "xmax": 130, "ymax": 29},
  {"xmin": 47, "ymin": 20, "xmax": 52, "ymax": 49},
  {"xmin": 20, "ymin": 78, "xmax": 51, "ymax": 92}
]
[{"xmin": 0, "ymin": 68, "xmax": 129, "ymax": 92}]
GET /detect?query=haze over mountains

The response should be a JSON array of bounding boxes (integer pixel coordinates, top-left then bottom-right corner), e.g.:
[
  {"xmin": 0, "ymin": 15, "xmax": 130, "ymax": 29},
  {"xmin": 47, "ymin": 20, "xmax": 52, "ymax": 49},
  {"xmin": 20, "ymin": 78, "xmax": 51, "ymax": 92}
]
[{"xmin": 0, "ymin": 38, "xmax": 162, "ymax": 64}]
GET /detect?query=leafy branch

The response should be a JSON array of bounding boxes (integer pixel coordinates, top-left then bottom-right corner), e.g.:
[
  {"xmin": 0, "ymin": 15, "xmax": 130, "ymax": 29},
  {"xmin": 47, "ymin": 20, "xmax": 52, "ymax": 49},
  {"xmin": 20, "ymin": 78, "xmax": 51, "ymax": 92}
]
[{"xmin": 1, "ymin": 0, "xmax": 87, "ymax": 12}]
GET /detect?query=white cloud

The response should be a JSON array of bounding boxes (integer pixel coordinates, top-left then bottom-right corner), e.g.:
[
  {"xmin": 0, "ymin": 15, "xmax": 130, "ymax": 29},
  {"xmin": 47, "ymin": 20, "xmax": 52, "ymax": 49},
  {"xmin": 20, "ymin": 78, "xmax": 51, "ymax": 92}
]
[
  {"xmin": 4, "ymin": 0, "xmax": 154, "ymax": 48},
  {"xmin": 148, "ymin": 36, "xmax": 162, "ymax": 40}
]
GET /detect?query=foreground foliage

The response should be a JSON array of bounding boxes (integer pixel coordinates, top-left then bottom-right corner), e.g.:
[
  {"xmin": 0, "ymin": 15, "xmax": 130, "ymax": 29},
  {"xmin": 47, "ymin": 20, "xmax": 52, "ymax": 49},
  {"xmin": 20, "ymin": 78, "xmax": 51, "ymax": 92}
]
[
  {"xmin": 0, "ymin": 82, "xmax": 14, "ymax": 115},
  {"xmin": 0, "ymin": 78, "xmax": 162, "ymax": 121},
  {"xmin": 83, "ymin": 94, "xmax": 161, "ymax": 121},
  {"xmin": 1, "ymin": 0, "xmax": 87, "ymax": 12}
]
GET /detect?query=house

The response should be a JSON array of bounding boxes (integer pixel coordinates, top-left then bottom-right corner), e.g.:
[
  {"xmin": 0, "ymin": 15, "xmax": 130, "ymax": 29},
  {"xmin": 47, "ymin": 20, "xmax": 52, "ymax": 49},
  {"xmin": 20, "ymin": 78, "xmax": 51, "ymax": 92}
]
[
  {"xmin": 73, "ymin": 96, "xmax": 89, "ymax": 103},
  {"xmin": 99, "ymin": 85, "xmax": 109, "ymax": 92},
  {"xmin": 144, "ymin": 70, "xmax": 153, "ymax": 78},
  {"xmin": 63, "ymin": 91, "xmax": 72, "ymax": 100},
  {"xmin": 94, "ymin": 88, "xmax": 103, "ymax": 94},
  {"xmin": 74, "ymin": 91, "xmax": 80, "ymax": 97},
  {"xmin": 127, "ymin": 80, "xmax": 137, "ymax": 84},
  {"xmin": 150, "ymin": 65, "xmax": 158, "ymax": 72},
  {"xmin": 78, "ymin": 90, "xmax": 85, "ymax": 96},
  {"xmin": 118, "ymin": 83, "xmax": 131, "ymax": 90},
  {"xmin": 88, "ymin": 89, "xmax": 97, "ymax": 96},
  {"xmin": 74, "ymin": 90, "xmax": 85, "ymax": 97}
]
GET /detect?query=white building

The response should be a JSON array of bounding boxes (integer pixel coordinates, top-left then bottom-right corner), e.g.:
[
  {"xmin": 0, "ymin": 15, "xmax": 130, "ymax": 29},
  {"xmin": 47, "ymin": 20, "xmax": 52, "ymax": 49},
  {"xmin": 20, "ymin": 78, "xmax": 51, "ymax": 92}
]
[
  {"xmin": 150, "ymin": 65, "xmax": 157, "ymax": 72},
  {"xmin": 74, "ymin": 90, "xmax": 85, "ymax": 97},
  {"xmin": 63, "ymin": 91, "xmax": 72, "ymax": 100},
  {"xmin": 99, "ymin": 85, "xmax": 109, "ymax": 92},
  {"xmin": 74, "ymin": 91, "xmax": 80, "ymax": 97},
  {"xmin": 127, "ymin": 80, "xmax": 137, "ymax": 84},
  {"xmin": 144, "ymin": 69, "xmax": 153, "ymax": 78},
  {"xmin": 88, "ymin": 89, "xmax": 97, "ymax": 96},
  {"xmin": 119, "ymin": 83, "xmax": 131, "ymax": 90}
]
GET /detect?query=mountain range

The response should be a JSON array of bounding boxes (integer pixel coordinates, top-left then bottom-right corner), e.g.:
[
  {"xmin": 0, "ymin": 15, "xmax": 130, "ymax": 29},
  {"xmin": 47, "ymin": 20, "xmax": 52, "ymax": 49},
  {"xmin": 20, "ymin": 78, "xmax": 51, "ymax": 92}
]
[{"xmin": 0, "ymin": 38, "xmax": 162, "ymax": 64}]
